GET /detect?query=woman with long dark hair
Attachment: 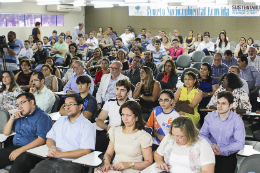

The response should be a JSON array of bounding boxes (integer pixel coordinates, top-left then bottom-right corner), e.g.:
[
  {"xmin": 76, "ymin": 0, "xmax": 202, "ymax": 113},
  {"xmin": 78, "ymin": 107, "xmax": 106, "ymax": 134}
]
[{"xmin": 216, "ymin": 32, "xmax": 230, "ymax": 53}]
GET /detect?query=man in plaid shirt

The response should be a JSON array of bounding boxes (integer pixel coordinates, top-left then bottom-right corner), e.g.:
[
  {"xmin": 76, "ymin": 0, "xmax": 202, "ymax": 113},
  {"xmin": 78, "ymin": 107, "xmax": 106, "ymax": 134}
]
[{"xmin": 211, "ymin": 53, "xmax": 229, "ymax": 81}]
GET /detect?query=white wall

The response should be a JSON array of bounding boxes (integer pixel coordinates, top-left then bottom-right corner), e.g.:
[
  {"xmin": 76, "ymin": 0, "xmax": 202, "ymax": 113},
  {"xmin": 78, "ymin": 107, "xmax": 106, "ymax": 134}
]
[{"xmin": 0, "ymin": 2, "xmax": 85, "ymax": 41}]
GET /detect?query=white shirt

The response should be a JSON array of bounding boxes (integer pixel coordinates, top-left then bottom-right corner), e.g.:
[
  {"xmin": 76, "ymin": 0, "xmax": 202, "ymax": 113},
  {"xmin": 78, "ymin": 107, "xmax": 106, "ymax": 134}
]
[
  {"xmin": 216, "ymin": 42, "xmax": 230, "ymax": 53},
  {"xmin": 248, "ymin": 55, "xmax": 260, "ymax": 72},
  {"xmin": 240, "ymin": 77, "xmax": 249, "ymax": 95},
  {"xmin": 86, "ymin": 37, "xmax": 98, "ymax": 50},
  {"xmin": 196, "ymin": 41, "xmax": 215, "ymax": 52},
  {"xmin": 62, "ymin": 68, "xmax": 75, "ymax": 82},
  {"xmin": 146, "ymin": 44, "xmax": 165, "ymax": 51},
  {"xmin": 72, "ymin": 26, "xmax": 84, "ymax": 42},
  {"xmin": 19, "ymin": 48, "xmax": 33, "ymax": 59},
  {"xmin": 33, "ymin": 86, "xmax": 55, "ymax": 114},
  {"xmin": 120, "ymin": 33, "xmax": 134, "ymax": 47}
]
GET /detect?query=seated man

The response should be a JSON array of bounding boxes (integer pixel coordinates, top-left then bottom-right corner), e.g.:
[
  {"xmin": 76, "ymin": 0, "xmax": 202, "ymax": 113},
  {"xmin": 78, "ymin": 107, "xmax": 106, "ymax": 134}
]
[
  {"xmin": 167, "ymin": 38, "xmax": 185, "ymax": 60},
  {"xmin": 120, "ymin": 27, "xmax": 134, "ymax": 48},
  {"xmin": 136, "ymin": 28, "xmax": 146, "ymax": 38},
  {"xmin": 42, "ymin": 36, "xmax": 52, "ymax": 52},
  {"xmin": 248, "ymin": 46, "xmax": 260, "ymax": 72},
  {"xmin": 211, "ymin": 53, "xmax": 229, "ymax": 80},
  {"xmin": 96, "ymin": 61, "xmax": 130, "ymax": 110},
  {"xmin": 129, "ymin": 38, "xmax": 146, "ymax": 57},
  {"xmin": 30, "ymin": 72, "xmax": 55, "ymax": 114},
  {"xmin": 48, "ymin": 30, "xmax": 59, "ymax": 42},
  {"xmin": 63, "ymin": 60, "xmax": 94, "ymax": 95},
  {"xmin": 86, "ymin": 31, "xmax": 99, "ymax": 58},
  {"xmin": 146, "ymin": 36, "xmax": 165, "ymax": 51},
  {"xmin": 115, "ymin": 37, "xmax": 129, "ymax": 53},
  {"xmin": 18, "ymin": 40, "xmax": 33, "ymax": 60},
  {"xmin": 222, "ymin": 50, "xmax": 237, "ymax": 68},
  {"xmin": 200, "ymin": 91, "xmax": 245, "ymax": 173},
  {"xmin": 30, "ymin": 94, "xmax": 96, "ymax": 173},
  {"xmin": 196, "ymin": 32, "xmax": 214, "ymax": 55},
  {"xmin": 123, "ymin": 55, "xmax": 141, "ymax": 86},
  {"xmin": 32, "ymin": 41, "xmax": 49, "ymax": 71},
  {"xmin": 141, "ymin": 34, "xmax": 149, "ymax": 48},
  {"xmin": 152, "ymin": 40, "xmax": 167, "ymax": 69},
  {"xmin": 107, "ymin": 46, "xmax": 117, "ymax": 63},
  {"xmin": 60, "ymin": 75, "xmax": 97, "ymax": 120},
  {"xmin": 65, "ymin": 35, "xmax": 72, "ymax": 47},
  {"xmin": 141, "ymin": 50, "xmax": 158, "ymax": 77},
  {"xmin": 96, "ymin": 78, "xmax": 132, "ymax": 152},
  {"xmin": 0, "ymin": 93, "xmax": 52, "ymax": 173},
  {"xmin": 51, "ymin": 34, "xmax": 68, "ymax": 66}
]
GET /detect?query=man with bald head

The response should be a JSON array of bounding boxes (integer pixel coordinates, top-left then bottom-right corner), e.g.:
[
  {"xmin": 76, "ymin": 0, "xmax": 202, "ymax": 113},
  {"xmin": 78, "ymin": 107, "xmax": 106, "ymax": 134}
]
[
  {"xmin": 169, "ymin": 30, "xmax": 179, "ymax": 42},
  {"xmin": 248, "ymin": 46, "xmax": 260, "ymax": 72}
]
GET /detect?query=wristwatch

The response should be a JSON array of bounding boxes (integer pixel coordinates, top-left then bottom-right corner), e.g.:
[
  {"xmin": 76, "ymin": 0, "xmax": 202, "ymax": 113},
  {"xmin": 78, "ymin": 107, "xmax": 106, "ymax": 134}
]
[
  {"xmin": 131, "ymin": 162, "xmax": 135, "ymax": 169},
  {"xmin": 208, "ymin": 93, "xmax": 210, "ymax": 97}
]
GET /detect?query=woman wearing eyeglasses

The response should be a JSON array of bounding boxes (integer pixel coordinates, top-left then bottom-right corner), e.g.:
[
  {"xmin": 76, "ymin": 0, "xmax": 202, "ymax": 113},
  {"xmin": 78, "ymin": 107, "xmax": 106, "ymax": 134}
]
[
  {"xmin": 45, "ymin": 57, "xmax": 61, "ymax": 79},
  {"xmin": 41, "ymin": 64, "xmax": 58, "ymax": 92},
  {"xmin": 86, "ymin": 47, "xmax": 103, "ymax": 78},
  {"xmin": 174, "ymin": 71, "xmax": 202, "ymax": 126},
  {"xmin": 154, "ymin": 116, "xmax": 215, "ymax": 173},
  {"xmin": 147, "ymin": 90, "xmax": 180, "ymax": 151},
  {"xmin": 0, "ymin": 71, "xmax": 23, "ymax": 111},
  {"xmin": 234, "ymin": 43, "xmax": 248, "ymax": 58},
  {"xmin": 15, "ymin": 59, "xmax": 33, "ymax": 92}
]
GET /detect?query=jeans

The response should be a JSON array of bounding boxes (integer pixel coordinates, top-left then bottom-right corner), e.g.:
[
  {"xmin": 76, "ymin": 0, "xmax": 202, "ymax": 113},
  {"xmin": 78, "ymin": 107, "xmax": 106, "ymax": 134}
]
[
  {"xmin": 35, "ymin": 64, "xmax": 43, "ymax": 71},
  {"xmin": 54, "ymin": 56, "xmax": 64, "ymax": 66},
  {"xmin": 30, "ymin": 158, "xmax": 88, "ymax": 173},
  {"xmin": 0, "ymin": 144, "xmax": 43, "ymax": 173}
]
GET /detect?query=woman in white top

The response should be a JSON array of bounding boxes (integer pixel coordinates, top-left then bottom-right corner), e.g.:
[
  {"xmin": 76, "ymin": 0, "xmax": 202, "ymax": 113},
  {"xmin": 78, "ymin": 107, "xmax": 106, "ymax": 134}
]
[
  {"xmin": 154, "ymin": 116, "xmax": 215, "ymax": 173},
  {"xmin": 216, "ymin": 32, "xmax": 230, "ymax": 54},
  {"xmin": 235, "ymin": 37, "xmax": 249, "ymax": 53}
]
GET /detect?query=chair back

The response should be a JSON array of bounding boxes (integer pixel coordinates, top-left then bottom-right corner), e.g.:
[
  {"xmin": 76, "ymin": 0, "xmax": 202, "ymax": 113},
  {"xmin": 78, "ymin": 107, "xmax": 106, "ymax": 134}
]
[
  {"xmin": 180, "ymin": 68, "xmax": 199, "ymax": 83},
  {"xmin": 230, "ymin": 46, "xmax": 236, "ymax": 54},
  {"xmin": 211, "ymin": 38, "xmax": 217, "ymax": 43},
  {"xmin": 0, "ymin": 110, "xmax": 9, "ymax": 133},
  {"xmin": 230, "ymin": 41, "xmax": 237, "ymax": 47},
  {"xmin": 191, "ymin": 62, "xmax": 202, "ymax": 71},
  {"xmin": 51, "ymin": 95, "xmax": 60, "ymax": 113},
  {"xmin": 201, "ymin": 56, "xmax": 213, "ymax": 64},
  {"xmin": 238, "ymin": 154, "xmax": 260, "ymax": 173},
  {"xmin": 57, "ymin": 78, "xmax": 63, "ymax": 92},
  {"xmin": 175, "ymin": 55, "xmax": 191, "ymax": 68},
  {"xmin": 192, "ymin": 51, "xmax": 205, "ymax": 62}
]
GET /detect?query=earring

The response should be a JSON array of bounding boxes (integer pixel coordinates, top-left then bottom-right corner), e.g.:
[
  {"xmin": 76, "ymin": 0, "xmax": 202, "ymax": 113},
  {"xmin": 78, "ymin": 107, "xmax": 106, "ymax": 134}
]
[{"xmin": 136, "ymin": 118, "xmax": 138, "ymax": 121}]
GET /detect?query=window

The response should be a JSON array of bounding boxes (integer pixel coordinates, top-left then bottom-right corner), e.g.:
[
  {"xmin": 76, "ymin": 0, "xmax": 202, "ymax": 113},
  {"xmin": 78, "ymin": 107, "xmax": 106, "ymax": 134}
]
[
  {"xmin": 57, "ymin": 15, "xmax": 64, "ymax": 26},
  {"xmin": 42, "ymin": 15, "xmax": 56, "ymax": 26},
  {"xmin": 34, "ymin": 14, "xmax": 41, "ymax": 24},
  {"xmin": 0, "ymin": 14, "xmax": 6, "ymax": 27},
  {"xmin": 6, "ymin": 14, "xmax": 25, "ymax": 27},
  {"xmin": 25, "ymin": 14, "xmax": 34, "ymax": 27}
]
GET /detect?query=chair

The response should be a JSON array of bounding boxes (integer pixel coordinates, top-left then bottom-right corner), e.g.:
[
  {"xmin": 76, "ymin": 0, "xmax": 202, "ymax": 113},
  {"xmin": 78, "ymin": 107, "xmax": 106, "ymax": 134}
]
[
  {"xmin": 230, "ymin": 46, "xmax": 236, "ymax": 54},
  {"xmin": 175, "ymin": 55, "xmax": 191, "ymax": 75},
  {"xmin": 201, "ymin": 56, "xmax": 213, "ymax": 64},
  {"xmin": 191, "ymin": 62, "xmax": 202, "ymax": 71},
  {"xmin": 0, "ymin": 110, "xmax": 9, "ymax": 134},
  {"xmin": 180, "ymin": 68, "xmax": 199, "ymax": 83},
  {"xmin": 211, "ymin": 38, "xmax": 217, "ymax": 43},
  {"xmin": 254, "ymin": 40, "xmax": 260, "ymax": 45},
  {"xmin": 230, "ymin": 41, "xmax": 237, "ymax": 48},
  {"xmin": 51, "ymin": 94, "xmax": 60, "ymax": 113},
  {"xmin": 192, "ymin": 51, "xmax": 205, "ymax": 62},
  {"xmin": 237, "ymin": 154, "xmax": 260, "ymax": 173},
  {"xmin": 57, "ymin": 77, "xmax": 63, "ymax": 92}
]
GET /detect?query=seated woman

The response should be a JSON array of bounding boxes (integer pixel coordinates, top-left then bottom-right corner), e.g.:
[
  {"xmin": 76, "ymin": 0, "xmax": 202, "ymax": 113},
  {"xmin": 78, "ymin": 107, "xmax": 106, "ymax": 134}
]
[
  {"xmin": 174, "ymin": 71, "xmax": 203, "ymax": 126},
  {"xmin": 117, "ymin": 49, "xmax": 130, "ymax": 73},
  {"xmin": 235, "ymin": 36, "xmax": 249, "ymax": 53},
  {"xmin": 216, "ymin": 32, "xmax": 230, "ymax": 54},
  {"xmin": 0, "ymin": 71, "xmax": 23, "ymax": 111},
  {"xmin": 77, "ymin": 36, "xmax": 88, "ymax": 61},
  {"xmin": 234, "ymin": 43, "xmax": 248, "ymax": 58},
  {"xmin": 50, "ymin": 37, "xmax": 56, "ymax": 47},
  {"xmin": 28, "ymin": 35, "xmax": 37, "ymax": 52},
  {"xmin": 247, "ymin": 37, "xmax": 259, "ymax": 53},
  {"xmin": 99, "ymin": 31, "xmax": 113, "ymax": 56},
  {"xmin": 183, "ymin": 30, "xmax": 195, "ymax": 50},
  {"xmin": 177, "ymin": 35, "xmax": 183, "ymax": 47},
  {"xmin": 97, "ymin": 101, "xmax": 153, "ymax": 173},
  {"xmin": 156, "ymin": 60, "xmax": 178, "ymax": 91},
  {"xmin": 207, "ymin": 72, "xmax": 251, "ymax": 114},
  {"xmin": 154, "ymin": 116, "xmax": 215, "ymax": 173},
  {"xmin": 187, "ymin": 33, "xmax": 203, "ymax": 54},
  {"xmin": 14, "ymin": 59, "xmax": 33, "ymax": 92},
  {"xmin": 41, "ymin": 64, "xmax": 58, "ymax": 92},
  {"xmin": 147, "ymin": 90, "xmax": 180, "ymax": 151},
  {"xmin": 198, "ymin": 63, "xmax": 219, "ymax": 125},
  {"xmin": 86, "ymin": 47, "xmax": 103, "ymax": 78},
  {"xmin": 94, "ymin": 58, "xmax": 110, "ymax": 85},
  {"xmin": 62, "ymin": 57, "xmax": 80, "ymax": 85},
  {"xmin": 45, "ymin": 57, "xmax": 61, "ymax": 78},
  {"xmin": 97, "ymin": 27, "xmax": 103, "ymax": 42},
  {"xmin": 133, "ymin": 66, "xmax": 161, "ymax": 121},
  {"xmin": 162, "ymin": 36, "xmax": 171, "ymax": 51},
  {"xmin": 63, "ymin": 43, "xmax": 82, "ymax": 67}
]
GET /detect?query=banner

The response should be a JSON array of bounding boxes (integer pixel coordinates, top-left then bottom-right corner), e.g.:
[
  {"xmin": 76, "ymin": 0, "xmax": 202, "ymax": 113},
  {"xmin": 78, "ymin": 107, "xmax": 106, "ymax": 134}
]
[{"xmin": 129, "ymin": 5, "xmax": 260, "ymax": 17}]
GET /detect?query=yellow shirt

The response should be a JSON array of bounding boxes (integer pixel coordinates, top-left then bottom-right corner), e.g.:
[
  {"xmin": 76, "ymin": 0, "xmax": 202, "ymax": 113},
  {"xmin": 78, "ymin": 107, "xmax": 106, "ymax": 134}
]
[{"xmin": 178, "ymin": 86, "xmax": 200, "ymax": 125}]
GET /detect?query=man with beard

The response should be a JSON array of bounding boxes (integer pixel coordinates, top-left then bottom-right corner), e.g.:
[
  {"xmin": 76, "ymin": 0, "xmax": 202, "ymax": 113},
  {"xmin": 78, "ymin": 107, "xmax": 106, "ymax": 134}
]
[
  {"xmin": 51, "ymin": 34, "xmax": 68, "ymax": 66},
  {"xmin": 30, "ymin": 94, "xmax": 96, "ymax": 173},
  {"xmin": 107, "ymin": 46, "xmax": 118, "ymax": 62},
  {"xmin": 248, "ymin": 46, "xmax": 260, "ymax": 72},
  {"xmin": 29, "ymin": 71, "xmax": 55, "ymax": 114},
  {"xmin": 96, "ymin": 78, "xmax": 133, "ymax": 152},
  {"xmin": 0, "ymin": 93, "xmax": 52, "ymax": 173},
  {"xmin": 141, "ymin": 50, "xmax": 158, "ymax": 77},
  {"xmin": 32, "ymin": 41, "xmax": 49, "ymax": 71},
  {"xmin": 2, "ymin": 31, "xmax": 21, "ymax": 70},
  {"xmin": 123, "ymin": 55, "xmax": 141, "ymax": 86}
]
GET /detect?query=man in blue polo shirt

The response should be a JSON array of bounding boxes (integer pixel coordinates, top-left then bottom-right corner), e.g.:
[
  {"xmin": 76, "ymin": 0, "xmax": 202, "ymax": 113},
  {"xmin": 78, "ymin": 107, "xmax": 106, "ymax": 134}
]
[
  {"xmin": 211, "ymin": 53, "xmax": 229, "ymax": 80},
  {"xmin": 0, "ymin": 93, "xmax": 52, "ymax": 173},
  {"xmin": 1, "ymin": 31, "xmax": 21, "ymax": 70}
]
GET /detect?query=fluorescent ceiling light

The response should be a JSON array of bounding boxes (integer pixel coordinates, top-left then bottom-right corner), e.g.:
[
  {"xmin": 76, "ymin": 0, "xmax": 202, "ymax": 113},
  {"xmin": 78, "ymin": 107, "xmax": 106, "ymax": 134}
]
[
  {"xmin": 0, "ymin": 0, "xmax": 23, "ymax": 2},
  {"xmin": 125, "ymin": 0, "xmax": 148, "ymax": 2},
  {"xmin": 74, "ymin": 3, "xmax": 86, "ymax": 6},
  {"xmin": 37, "ymin": 2, "xmax": 61, "ymax": 5},
  {"xmin": 199, "ymin": 0, "xmax": 214, "ymax": 2},
  {"xmin": 94, "ymin": 5, "xmax": 113, "ymax": 8},
  {"xmin": 216, "ymin": 0, "xmax": 228, "ymax": 4},
  {"xmin": 91, "ymin": 1, "xmax": 123, "ymax": 5},
  {"xmin": 181, "ymin": 2, "xmax": 198, "ymax": 5},
  {"xmin": 243, "ymin": 0, "xmax": 259, "ymax": 2},
  {"xmin": 119, "ymin": 3, "xmax": 149, "ymax": 6}
]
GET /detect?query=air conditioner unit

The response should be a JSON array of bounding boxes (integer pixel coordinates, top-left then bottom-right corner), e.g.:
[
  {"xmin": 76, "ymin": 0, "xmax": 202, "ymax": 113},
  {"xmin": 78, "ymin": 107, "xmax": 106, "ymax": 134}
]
[{"xmin": 47, "ymin": 5, "xmax": 82, "ymax": 12}]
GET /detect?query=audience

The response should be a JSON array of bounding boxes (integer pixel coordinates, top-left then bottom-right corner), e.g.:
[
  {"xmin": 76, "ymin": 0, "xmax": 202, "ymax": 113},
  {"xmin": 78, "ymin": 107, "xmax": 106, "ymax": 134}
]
[
  {"xmin": 99, "ymin": 31, "xmax": 113, "ymax": 56},
  {"xmin": 32, "ymin": 41, "xmax": 49, "ymax": 71},
  {"xmin": 142, "ymin": 50, "xmax": 158, "ymax": 77},
  {"xmin": 51, "ymin": 34, "xmax": 68, "ymax": 66},
  {"xmin": 200, "ymin": 91, "xmax": 245, "ymax": 173},
  {"xmin": 174, "ymin": 71, "xmax": 202, "ymax": 126},
  {"xmin": 211, "ymin": 53, "xmax": 229, "ymax": 80},
  {"xmin": 0, "ymin": 71, "xmax": 23, "ymax": 111},
  {"xmin": 168, "ymin": 38, "xmax": 185, "ymax": 60},
  {"xmin": 207, "ymin": 72, "xmax": 252, "ymax": 114},
  {"xmin": 45, "ymin": 57, "xmax": 61, "ymax": 78},
  {"xmin": 128, "ymin": 46, "xmax": 144, "ymax": 63},
  {"xmin": 86, "ymin": 31, "xmax": 99, "ymax": 58},
  {"xmin": 154, "ymin": 116, "xmax": 215, "ymax": 173},
  {"xmin": 147, "ymin": 90, "xmax": 180, "ymax": 151},
  {"xmin": 31, "ymin": 94, "xmax": 95, "ymax": 173},
  {"xmin": 94, "ymin": 58, "xmax": 110, "ymax": 85},
  {"xmin": 50, "ymin": 37, "xmax": 56, "ymax": 47},
  {"xmin": 141, "ymin": 34, "xmax": 149, "ymax": 48},
  {"xmin": 62, "ymin": 57, "xmax": 80, "ymax": 85},
  {"xmin": 86, "ymin": 47, "xmax": 102, "ymax": 77},
  {"xmin": 106, "ymin": 27, "xmax": 116, "ymax": 44},
  {"xmin": 77, "ymin": 36, "xmax": 88, "ymax": 60},
  {"xmin": 248, "ymin": 46, "xmax": 260, "ymax": 72},
  {"xmin": 247, "ymin": 37, "xmax": 259, "ymax": 52},
  {"xmin": 0, "ymin": 93, "xmax": 52, "ymax": 173},
  {"xmin": 133, "ymin": 66, "xmax": 161, "ymax": 121},
  {"xmin": 18, "ymin": 40, "xmax": 33, "ymax": 60},
  {"xmin": 123, "ymin": 55, "xmax": 142, "ymax": 86},
  {"xmin": 65, "ymin": 35, "xmax": 72, "ymax": 47},
  {"xmin": 136, "ymin": 28, "xmax": 146, "ymax": 38},
  {"xmin": 96, "ymin": 27, "xmax": 103, "ymax": 42},
  {"xmin": 29, "ymin": 72, "xmax": 55, "ymax": 113},
  {"xmin": 156, "ymin": 59, "xmax": 178, "ymax": 91},
  {"xmin": 222, "ymin": 50, "xmax": 237, "ymax": 68},
  {"xmin": 129, "ymin": 38, "xmax": 146, "ymax": 56},
  {"xmin": 41, "ymin": 64, "xmax": 58, "ymax": 92},
  {"xmin": 146, "ymin": 30, "xmax": 153, "ymax": 44},
  {"xmin": 63, "ymin": 42, "xmax": 82, "ymax": 67},
  {"xmin": 14, "ymin": 59, "xmax": 33, "ymax": 92},
  {"xmin": 97, "ymin": 101, "xmax": 153, "ymax": 173},
  {"xmin": 28, "ymin": 35, "xmax": 37, "ymax": 51}
]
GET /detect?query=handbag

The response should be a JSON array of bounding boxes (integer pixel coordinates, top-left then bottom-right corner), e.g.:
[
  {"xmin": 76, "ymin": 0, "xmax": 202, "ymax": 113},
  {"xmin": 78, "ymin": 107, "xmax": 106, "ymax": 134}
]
[{"xmin": 174, "ymin": 100, "xmax": 194, "ymax": 114}]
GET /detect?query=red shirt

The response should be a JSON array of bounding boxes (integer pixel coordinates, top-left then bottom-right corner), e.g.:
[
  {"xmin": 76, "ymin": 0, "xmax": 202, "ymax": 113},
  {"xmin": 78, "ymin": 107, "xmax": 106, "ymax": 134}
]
[
  {"xmin": 168, "ymin": 46, "xmax": 185, "ymax": 60},
  {"xmin": 94, "ymin": 70, "xmax": 110, "ymax": 84}
]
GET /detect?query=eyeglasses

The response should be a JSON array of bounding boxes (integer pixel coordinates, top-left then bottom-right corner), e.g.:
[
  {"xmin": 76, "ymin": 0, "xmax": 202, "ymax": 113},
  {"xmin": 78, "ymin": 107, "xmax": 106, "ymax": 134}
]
[
  {"xmin": 171, "ymin": 134, "xmax": 185, "ymax": 141},
  {"xmin": 217, "ymin": 102, "xmax": 229, "ymax": 106},
  {"xmin": 41, "ymin": 69, "xmax": 49, "ymax": 72},
  {"xmin": 63, "ymin": 103, "xmax": 79, "ymax": 108},
  {"xmin": 158, "ymin": 99, "xmax": 171, "ymax": 102},
  {"xmin": 73, "ymin": 66, "xmax": 82, "ymax": 70},
  {"xmin": 16, "ymin": 100, "xmax": 30, "ymax": 107},
  {"xmin": 94, "ymin": 51, "xmax": 100, "ymax": 53},
  {"xmin": 184, "ymin": 78, "xmax": 194, "ymax": 81},
  {"xmin": 133, "ymin": 60, "xmax": 141, "ymax": 63},
  {"xmin": 111, "ymin": 67, "xmax": 118, "ymax": 70},
  {"xmin": 21, "ymin": 64, "xmax": 28, "ymax": 67}
]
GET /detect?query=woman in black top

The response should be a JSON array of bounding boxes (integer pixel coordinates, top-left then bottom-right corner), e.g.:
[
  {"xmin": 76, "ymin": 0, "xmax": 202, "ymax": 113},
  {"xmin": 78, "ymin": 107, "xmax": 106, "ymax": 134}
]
[{"xmin": 45, "ymin": 57, "xmax": 61, "ymax": 78}]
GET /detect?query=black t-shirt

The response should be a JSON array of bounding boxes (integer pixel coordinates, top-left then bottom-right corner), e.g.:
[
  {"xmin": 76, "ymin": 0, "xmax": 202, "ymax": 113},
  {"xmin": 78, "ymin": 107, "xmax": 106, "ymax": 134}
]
[{"xmin": 32, "ymin": 28, "xmax": 40, "ymax": 43}]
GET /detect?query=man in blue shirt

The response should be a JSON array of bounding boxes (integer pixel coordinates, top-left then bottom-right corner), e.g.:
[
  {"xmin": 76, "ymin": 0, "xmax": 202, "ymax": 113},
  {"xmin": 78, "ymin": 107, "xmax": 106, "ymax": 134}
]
[
  {"xmin": 136, "ymin": 28, "xmax": 146, "ymax": 38},
  {"xmin": 0, "ymin": 93, "xmax": 52, "ymax": 173},
  {"xmin": 211, "ymin": 53, "xmax": 229, "ymax": 80},
  {"xmin": 222, "ymin": 50, "xmax": 237, "ymax": 68},
  {"xmin": 141, "ymin": 34, "xmax": 149, "ymax": 48},
  {"xmin": 48, "ymin": 30, "xmax": 59, "ymax": 42},
  {"xmin": 30, "ymin": 94, "xmax": 96, "ymax": 173}
]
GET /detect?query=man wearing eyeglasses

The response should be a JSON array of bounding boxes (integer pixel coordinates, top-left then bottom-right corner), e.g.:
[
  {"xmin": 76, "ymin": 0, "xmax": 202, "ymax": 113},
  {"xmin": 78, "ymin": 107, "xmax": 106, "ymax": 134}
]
[
  {"xmin": 30, "ymin": 94, "xmax": 95, "ymax": 173},
  {"xmin": 32, "ymin": 40, "xmax": 49, "ymax": 71},
  {"xmin": 29, "ymin": 71, "xmax": 55, "ymax": 114},
  {"xmin": 0, "ymin": 92, "xmax": 52, "ymax": 173},
  {"xmin": 18, "ymin": 40, "xmax": 33, "ymax": 60},
  {"xmin": 200, "ymin": 91, "xmax": 245, "ymax": 173},
  {"xmin": 51, "ymin": 34, "xmax": 68, "ymax": 66}
]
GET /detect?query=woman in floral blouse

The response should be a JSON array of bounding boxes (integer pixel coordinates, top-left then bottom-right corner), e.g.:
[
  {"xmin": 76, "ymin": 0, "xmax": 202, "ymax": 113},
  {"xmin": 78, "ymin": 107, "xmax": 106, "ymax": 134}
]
[
  {"xmin": 207, "ymin": 72, "xmax": 251, "ymax": 114},
  {"xmin": 0, "ymin": 71, "xmax": 23, "ymax": 111}
]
